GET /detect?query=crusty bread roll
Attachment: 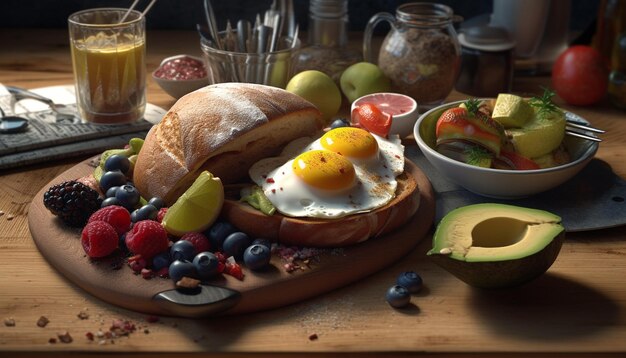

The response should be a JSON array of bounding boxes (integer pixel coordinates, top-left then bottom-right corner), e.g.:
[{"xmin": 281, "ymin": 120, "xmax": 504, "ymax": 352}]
[
  {"xmin": 220, "ymin": 160, "xmax": 421, "ymax": 247},
  {"xmin": 134, "ymin": 83, "xmax": 324, "ymax": 204}
]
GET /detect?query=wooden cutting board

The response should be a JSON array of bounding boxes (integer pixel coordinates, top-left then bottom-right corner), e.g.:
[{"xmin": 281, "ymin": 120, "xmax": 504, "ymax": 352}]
[{"xmin": 28, "ymin": 159, "xmax": 434, "ymax": 318}]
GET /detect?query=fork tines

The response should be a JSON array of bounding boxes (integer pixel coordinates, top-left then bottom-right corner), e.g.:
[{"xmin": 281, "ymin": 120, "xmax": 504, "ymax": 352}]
[{"xmin": 564, "ymin": 119, "xmax": 604, "ymax": 142}]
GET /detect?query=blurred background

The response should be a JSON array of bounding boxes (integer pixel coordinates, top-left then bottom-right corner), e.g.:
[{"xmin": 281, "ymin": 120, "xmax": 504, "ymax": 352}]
[{"xmin": 0, "ymin": 0, "xmax": 599, "ymax": 41}]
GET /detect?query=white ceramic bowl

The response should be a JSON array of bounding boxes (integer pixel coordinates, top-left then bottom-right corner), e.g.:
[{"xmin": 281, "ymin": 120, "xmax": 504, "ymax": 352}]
[
  {"xmin": 413, "ymin": 100, "xmax": 599, "ymax": 198},
  {"xmin": 350, "ymin": 92, "xmax": 419, "ymax": 138},
  {"xmin": 152, "ymin": 54, "xmax": 209, "ymax": 99}
]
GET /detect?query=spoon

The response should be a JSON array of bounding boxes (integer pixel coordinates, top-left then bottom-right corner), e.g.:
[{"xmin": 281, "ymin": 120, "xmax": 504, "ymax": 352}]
[{"xmin": 0, "ymin": 108, "xmax": 28, "ymax": 134}]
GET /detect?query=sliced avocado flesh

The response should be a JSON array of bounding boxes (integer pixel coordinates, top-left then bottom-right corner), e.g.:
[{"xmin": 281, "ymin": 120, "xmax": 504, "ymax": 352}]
[{"xmin": 428, "ymin": 203, "xmax": 565, "ymax": 288}]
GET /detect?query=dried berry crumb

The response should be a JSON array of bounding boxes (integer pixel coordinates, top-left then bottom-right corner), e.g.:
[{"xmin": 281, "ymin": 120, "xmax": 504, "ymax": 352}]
[
  {"xmin": 4, "ymin": 318, "xmax": 15, "ymax": 327},
  {"xmin": 309, "ymin": 333, "xmax": 319, "ymax": 341},
  {"xmin": 145, "ymin": 315, "xmax": 159, "ymax": 323},
  {"xmin": 85, "ymin": 332, "xmax": 94, "ymax": 341},
  {"xmin": 176, "ymin": 276, "xmax": 201, "ymax": 289},
  {"xmin": 37, "ymin": 316, "xmax": 50, "ymax": 327},
  {"xmin": 77, "ymin": 311, "xmax": 89, "ymax": 320},
  {"xmin": 48, "ymin": 338, "xmax": 57, "ymax": 344},
  {"xmin": 57, "ymin": 331, "xmax": 73, "ymax": 343}
]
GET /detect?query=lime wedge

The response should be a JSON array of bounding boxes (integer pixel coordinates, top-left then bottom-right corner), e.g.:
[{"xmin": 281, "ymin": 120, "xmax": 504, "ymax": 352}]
[
  {"xmin": 492, "ymin": 94, "xmax": 534, "ymax": 128},
  {"xmin": 162, "ymin": 171, "xmax": 224, "ymax": 237}
]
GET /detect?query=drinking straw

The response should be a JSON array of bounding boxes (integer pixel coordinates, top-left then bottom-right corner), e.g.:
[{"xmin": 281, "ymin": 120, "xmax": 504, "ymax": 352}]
[
  {"xmin": 119, "ymin": 0, "xmax": 140, "ymax": 23},
  {"xmin": 119, "ymin": 0, "xmax": 157, "ymax": 23}
]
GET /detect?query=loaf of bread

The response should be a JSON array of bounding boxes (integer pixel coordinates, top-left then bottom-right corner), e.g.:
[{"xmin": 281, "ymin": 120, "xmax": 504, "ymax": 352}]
[{"xmin": 133, "ymin": 83, "xmax": 324, "ymax": 204}]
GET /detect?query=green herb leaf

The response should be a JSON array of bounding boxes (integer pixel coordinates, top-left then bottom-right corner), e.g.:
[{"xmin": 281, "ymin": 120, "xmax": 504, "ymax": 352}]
[
  {"xmin": 529, "ymin": 87, "xmax": 560, "ymax": 118},
  {"xmin": 464, "ymin": 98, "xmax": 481, "ymax": 116}
]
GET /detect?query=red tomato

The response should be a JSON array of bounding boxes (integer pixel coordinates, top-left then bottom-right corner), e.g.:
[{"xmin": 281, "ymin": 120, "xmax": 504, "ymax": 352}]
[
  {"xmin": 551, "ymin": 45, "xmax": 609, "ymax": 106},
  {"xmin": 499, "ymin": 150, "xmax": 540, "ymax": 170},
  {"xmin": 351, "ymin": 103, "xmax": 391, "ymax": 137}
]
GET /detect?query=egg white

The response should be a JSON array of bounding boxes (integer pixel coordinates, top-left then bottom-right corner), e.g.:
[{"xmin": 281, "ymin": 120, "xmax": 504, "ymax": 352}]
[{"xmin": 248, "ymin": 132, "xmax": 405, "ymax": 219}]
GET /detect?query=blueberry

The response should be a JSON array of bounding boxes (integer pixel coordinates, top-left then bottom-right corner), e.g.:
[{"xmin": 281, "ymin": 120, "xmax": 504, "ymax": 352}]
[
  {"xmin": 105, "ymin": 186, "xmax": 120, "ymax": 198},
  {"xmin": 119, "ymin": 233, "xmax": 128, "ymax": 252},
  {"xmin": 147, "ymin": 197, "xmax": 166, "ymax": 210},
  {"xmin": 115, "ymin": 184, "xmax": 140, "ymax": 210},
  {"xmin": 243, "ymin": 244, "xmax": 271, "ymax": 271},
  {"xmin": 222, "ymin": 232, "xmax": 252, "ymax": 260},
  {"xmin": 131, "ymin": 204, "xmax": 158, "ymax": 222},
  {"xmin": 101, "ymin": 196, "xmax": 121, "ymax": 208},
  {"xmin": 385, "ymin": 285, "xmax": 411, "ymax": 308},
  {"xmin": 99, "ymin": 170, "xmax": 127, "ymax": 192},
  {"xmin": 104, "ymin": 154, "xmax": 130, "ymax": 174},
  {"xmin": 168, "ymin": 260, "xmax": 196, "ymax": 282},
  {"xmin": 330, "ymin": 118, "xmax": 351, "ymax": 129},
  {"xmin": 206, "ymin": 221, "xmax": 237, "ymax": 252},
  {"xmin": 251, "ymin": 238, "xmax": 272, "ymax": 251},
  {"xmin": 193, "ymin": 252, "xmax": 219, "ymax": 280},
  {"xmin": 170, "ymin": 240, "xmax": 197, "ymax": 262},
  {"xmin": 152, "ymin": 252, "xmax": 171, "ymax": 271},
  {"xmin": 396, "ymin": 271, "xmax": 423, "ymax": 293}
]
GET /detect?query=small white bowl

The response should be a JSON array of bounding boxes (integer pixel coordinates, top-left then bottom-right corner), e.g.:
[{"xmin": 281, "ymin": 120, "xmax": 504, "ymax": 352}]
[
  {"xmin": 152, "ymin": 54, "xmax": 209, "ymax": 99},
  {"xmin": 413, "ymin": 100, "xmax": 599, "ymax": 198},
  {"xmin": 351, "ymin": 92, "xmax": 419, "ymax": 138}
]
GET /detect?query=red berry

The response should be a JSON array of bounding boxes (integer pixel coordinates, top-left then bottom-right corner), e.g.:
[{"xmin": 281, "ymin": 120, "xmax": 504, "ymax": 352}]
[
  {"xmin": 156, "ymin": 207, "xmax": 168, "ymax": 223},
  {"xmin": 81, "ymin": 221, "xmax": 119, "ymax": 258},
  {"xmin": 141, "ymin": 268, "xmax": 154, "ymax": 279},
  {"xmin": 125, "ymin": 220, "xmax": 170, "ymax": 260},
  {"xmin": 224, "ymin": 262, "xmax": 244, "ymax": 280},
  {"xmin": 180, "ymin": 232, "xmax": 210, "ymax": 253},
  {"xmin": 88, "ymin": 205, "xmax": 131, "ymax": 235}
]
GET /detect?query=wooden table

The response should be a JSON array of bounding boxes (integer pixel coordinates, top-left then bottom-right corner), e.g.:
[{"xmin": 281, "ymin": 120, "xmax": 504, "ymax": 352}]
[{"xmin": 1, "ymin": 28, "xmax": 625, "ymax": 358}]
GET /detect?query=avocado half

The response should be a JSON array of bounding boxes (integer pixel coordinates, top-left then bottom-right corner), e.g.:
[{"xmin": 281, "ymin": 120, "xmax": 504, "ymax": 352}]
[{"xmin": 427, "ymin": 203, "xmax": 565, "ymax": 289}]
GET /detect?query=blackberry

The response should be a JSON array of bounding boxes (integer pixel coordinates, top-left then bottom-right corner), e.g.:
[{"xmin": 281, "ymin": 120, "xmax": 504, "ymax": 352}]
[{"xmin": 43, "ymin": 180, "xmax": 102, "ymax": 227}]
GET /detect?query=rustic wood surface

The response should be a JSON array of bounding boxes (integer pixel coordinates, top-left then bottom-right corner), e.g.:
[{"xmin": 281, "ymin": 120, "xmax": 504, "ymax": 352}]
[{"xmin": 1, "ymin": 28, "xmax": 626, "ymax": 357}]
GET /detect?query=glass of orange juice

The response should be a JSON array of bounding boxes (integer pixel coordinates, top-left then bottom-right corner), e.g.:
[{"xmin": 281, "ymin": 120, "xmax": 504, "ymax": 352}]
[{"xmin": 68, "ymin": 8, "xmax": 146, "ymax": 124}]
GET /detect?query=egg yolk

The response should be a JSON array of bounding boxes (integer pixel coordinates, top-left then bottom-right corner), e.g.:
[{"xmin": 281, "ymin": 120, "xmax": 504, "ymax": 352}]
[
  {"xmin": 292, "ymin": 150, "xmax": 356, "ymax": 191},
  {"xmin": 321, "ymin": 127, "xmax": 378, "ymax": 159}
]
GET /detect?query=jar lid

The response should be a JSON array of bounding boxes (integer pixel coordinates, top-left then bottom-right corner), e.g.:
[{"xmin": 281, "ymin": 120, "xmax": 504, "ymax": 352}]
[{"xmin": 459, "ymin": 26, "xmax": 515, "ymax": 52}]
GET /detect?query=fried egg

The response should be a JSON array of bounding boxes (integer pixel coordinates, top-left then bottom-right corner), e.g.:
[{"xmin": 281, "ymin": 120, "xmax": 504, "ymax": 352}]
[{"xmin": 248, "ymin": 127, "xmax": 404, "ymax": 219}]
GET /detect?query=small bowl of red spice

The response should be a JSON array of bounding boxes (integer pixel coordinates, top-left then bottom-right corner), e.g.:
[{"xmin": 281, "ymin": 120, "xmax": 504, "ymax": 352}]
[{"xmin": 152, "ymin": 55, "xmax": 209, "ymax": 99}]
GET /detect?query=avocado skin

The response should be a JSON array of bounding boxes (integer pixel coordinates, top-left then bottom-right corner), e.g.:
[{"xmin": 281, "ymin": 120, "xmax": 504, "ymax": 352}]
[{"xmin": 429, "ymin": 231, "xmax": 565, "ymax": 289}]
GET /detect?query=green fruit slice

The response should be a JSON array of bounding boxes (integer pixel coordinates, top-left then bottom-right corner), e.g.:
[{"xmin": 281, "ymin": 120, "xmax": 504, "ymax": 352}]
[
  {"xmin": 492, "ymin": 94, "xmax": 534, "ymax": 128},
  {"xmin": 162, "ymin": 171, "xmax": 224, "ymax": 237},
  {"xmin": 506, "ymin": 110, "xmax": 566, "ymax": 159}
]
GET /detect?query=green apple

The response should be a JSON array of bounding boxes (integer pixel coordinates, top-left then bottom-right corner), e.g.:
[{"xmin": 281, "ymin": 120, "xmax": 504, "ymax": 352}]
[
  {"xmin": 286, "ymin": 70, "xmax": 342, "ymax": 122},
  {"xmin": 340, "ymin": 62, "xmax": 391, "ymax": 103}
]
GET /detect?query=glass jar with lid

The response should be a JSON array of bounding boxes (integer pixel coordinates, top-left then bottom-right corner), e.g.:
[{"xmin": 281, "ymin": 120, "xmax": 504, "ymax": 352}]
[
  {"xmin": 364, "ymin": 3, "xmax": 461, "ymax": 109},
  {"xmin": 293, "ymin": 0, "xmax": 361, "ymax": 82}
]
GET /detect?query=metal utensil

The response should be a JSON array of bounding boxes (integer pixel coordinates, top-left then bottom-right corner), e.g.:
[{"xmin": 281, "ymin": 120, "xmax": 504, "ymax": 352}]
[
  {"xmin": 564, "ymin": 118, "xmax": 604, "ymax": 142},
  {"xmin": 203, "ymin": 0, "xmax": 222, "ymax": 50},
  {"xmin": 0, "ymin": 107, "xmax": 28, "ymax": 134},
  {"xmin": 237, "ymin": 20, "xmax": 251, "ymax": 53}
]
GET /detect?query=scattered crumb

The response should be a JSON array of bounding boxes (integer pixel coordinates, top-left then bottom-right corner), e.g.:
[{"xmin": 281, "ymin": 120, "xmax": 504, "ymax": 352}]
[
  {"xmin": 309, "ymin": 333, "xmax": 319, "ymax": 341},
  {"xmin": 37, "ymin": 316, "xmax": 50, "ymax": 327},
  {"xmin": 176, "ymin": 276, "xmax": 201, "ymax": 289},
  {"xmin": 4, "ymin": 318, "xmax": 15, "ymax": 327},
  {"xmin": 57, "ymin": 331, "xmax": 73, "ymax": 343},
  {"xmin": 77, "ymin": 311, "xmax": 89, "ymax": 320},
  {"xmin": 145, "ymin": 315, "xmax": 159, "ymax": 323},
  {"xmin": 6, "ymin": 214, "xmax": 14, "ymax": 221},
  {"xmin": 48, "ymin": 338, "xmax": 57, "ymax": 344},
  {"xmin": 85, "ymin": 332, "xmax": 94, "ymax": 341},
  {"xmin": 0, "ymin": 210, "xmax": 4, "ymax": 217}
]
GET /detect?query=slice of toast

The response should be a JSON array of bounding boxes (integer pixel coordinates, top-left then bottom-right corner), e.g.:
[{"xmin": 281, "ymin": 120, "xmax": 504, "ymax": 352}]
[{"xmin": 220, "ymin": 159, "xmax": 421, "ymax": 247}]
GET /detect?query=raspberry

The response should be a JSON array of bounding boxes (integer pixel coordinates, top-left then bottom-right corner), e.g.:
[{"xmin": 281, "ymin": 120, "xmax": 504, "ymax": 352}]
[
  {"xmin": 156, "ymin": 207, "xmax": 168, "ymax": 223},
  {"xmin": 180, "ymin": 232, "xmax": 210, "ymax": 253},
  {"xmin": 125, "ymin": 220, "xmax": 170, "ymax": 260},
  {"xmin": 81, "ymin": 221, "xmax": 119, "ymax": 258},
  {"xmin": 88, "ymin": 205, "xmax": 131, "ymax": 235}
]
